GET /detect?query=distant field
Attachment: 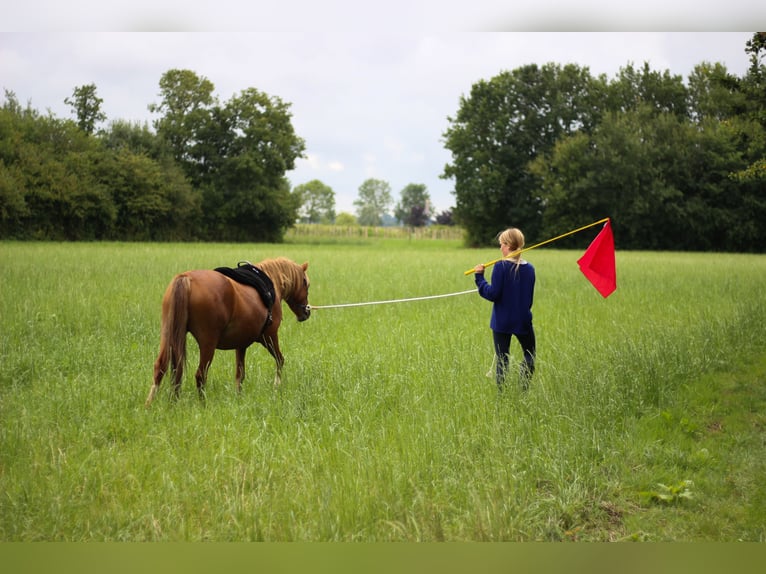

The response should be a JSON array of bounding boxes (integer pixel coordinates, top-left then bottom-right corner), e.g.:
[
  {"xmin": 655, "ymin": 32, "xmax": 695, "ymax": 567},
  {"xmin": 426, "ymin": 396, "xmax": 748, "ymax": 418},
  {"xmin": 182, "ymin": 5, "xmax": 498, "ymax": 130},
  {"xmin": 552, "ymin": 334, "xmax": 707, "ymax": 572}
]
[
  {"xmin": 286, "ymin": 223, "xmax": 464, "ymax": 242},
  {"xmin": 1, "ymin": 239, "xmax": 765, "ymax": 541}
]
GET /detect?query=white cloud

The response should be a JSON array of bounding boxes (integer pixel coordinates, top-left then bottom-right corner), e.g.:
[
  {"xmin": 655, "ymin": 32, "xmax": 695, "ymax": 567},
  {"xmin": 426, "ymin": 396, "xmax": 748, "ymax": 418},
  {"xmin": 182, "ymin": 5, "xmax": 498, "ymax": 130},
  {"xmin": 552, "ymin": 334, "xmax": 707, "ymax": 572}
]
[
  {"xmin": 296, "ymin": 154, "xmax": 321, "ymax": 170},
  {"xmin": 3, "ymin": 1, "xmax": 764, "ymax": 32},
  {"xmin": 294, "ymin": 154, "xmax": 345, "ymax": 177}
]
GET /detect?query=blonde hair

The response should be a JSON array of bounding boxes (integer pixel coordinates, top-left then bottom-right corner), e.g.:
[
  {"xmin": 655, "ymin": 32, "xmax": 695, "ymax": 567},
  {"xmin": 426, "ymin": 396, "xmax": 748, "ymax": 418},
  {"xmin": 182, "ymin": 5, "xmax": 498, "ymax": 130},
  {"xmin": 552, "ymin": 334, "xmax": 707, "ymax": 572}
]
[
  {"xmin": 498, "ymin": 228, "xmax": 525, "ymax": 271},
  {"xmin": 497, "ymin": 228, "xmax": 525, "ymax": 253}
]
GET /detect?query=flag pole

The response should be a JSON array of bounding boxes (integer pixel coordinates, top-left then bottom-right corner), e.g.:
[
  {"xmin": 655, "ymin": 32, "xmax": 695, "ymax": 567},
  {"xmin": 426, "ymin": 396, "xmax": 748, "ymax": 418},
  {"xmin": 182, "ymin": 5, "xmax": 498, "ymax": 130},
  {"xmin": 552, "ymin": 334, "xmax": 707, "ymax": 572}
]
[{"xmin": 464, "ymin": 217, "xmax": 610, "ymax": 275}]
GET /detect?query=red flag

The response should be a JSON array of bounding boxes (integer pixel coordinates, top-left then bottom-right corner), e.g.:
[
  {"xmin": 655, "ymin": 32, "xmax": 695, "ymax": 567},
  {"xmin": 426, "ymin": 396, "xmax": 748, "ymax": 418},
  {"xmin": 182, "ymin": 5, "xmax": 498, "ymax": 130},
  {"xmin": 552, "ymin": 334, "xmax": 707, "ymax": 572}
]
[{"xmin": 577, "ymin": 218, "xmax": 616, "ymax": 298}]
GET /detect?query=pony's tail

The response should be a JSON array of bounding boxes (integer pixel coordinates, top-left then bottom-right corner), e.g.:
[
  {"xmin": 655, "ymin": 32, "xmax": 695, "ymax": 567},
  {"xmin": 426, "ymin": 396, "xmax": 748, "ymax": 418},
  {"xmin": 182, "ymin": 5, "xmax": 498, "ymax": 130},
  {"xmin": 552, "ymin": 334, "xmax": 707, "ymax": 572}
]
[
  {"xmin": 164, "ymin": 274, "xmax": 190, "ymax": 379},
  {"xmin": 148, "ymin": 274, "xmax": 190, "ymax": 407}
]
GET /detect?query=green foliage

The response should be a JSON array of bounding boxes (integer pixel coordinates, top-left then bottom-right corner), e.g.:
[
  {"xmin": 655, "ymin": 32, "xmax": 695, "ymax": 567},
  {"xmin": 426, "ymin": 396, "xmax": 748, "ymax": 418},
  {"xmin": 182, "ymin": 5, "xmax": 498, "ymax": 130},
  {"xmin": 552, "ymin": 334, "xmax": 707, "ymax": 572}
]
[
  {"xmin": 354, "ymin": 178, "xmax": 393, "ymax": 226},
  {"xmin": 744, "ymin": 32, "xmax": 766, "ymax": 127},
  {"xmin": 1, "ymin": 241, "xmax": 765, "ymax": 541},
  {"xmin": 640, "ymin": 481, "xmax": 694, "ymax": 505},
  {"xmin": 607, "ymin": 62, "xmax": 688, "ymax": 118},
  {"xmin": 103, "ymin": 119, "xmax": 169, "ymax": 159},
  {"xmin": 334, "ymin": 212, "xmax": 358, "ymax": 226},
  {"xmin": 687, "ymin": 62, "xmax": 746, "ymax": 122},
  {"xmin": 64, "ymin": 83, "xmax": 107, "ymax": 135},
  {"xmin": 1, "ymin": 68, "xmax": 306, "ymax": 242},
  {"xmin": 148, "ymin": 69, "xmax": 216, "ymax": 166},
  {"xmin": 294, "ymin": 179, "xmax": 336, "ymax": 224},
  {"xmin": 149, "ymin": 70, "xmax": 306, "ymax": 242},
  {"xmin": 533, "ymin": 106, "xmax": 766, "ymax": 251},
  {"xmin": 102, "ymin": 149, "xmax": 200, "ymax": 240},
  {"xmin": 534, "ymin": 67, "xmax": 766, "ymax": 250},
  {"xmin": 445, "ymin": 35, "xmax": 766, "ymax": 252},
  {"xmin": 442, "ymin": 63, "xmax": 605, "ymax": 246},
  {"xmin": 0, "ymin": 94, "xmax": 200, "ymax": 241},
  {"xmin": 394, "ymin": 183, "xmax": 430, "ymax": 227}
]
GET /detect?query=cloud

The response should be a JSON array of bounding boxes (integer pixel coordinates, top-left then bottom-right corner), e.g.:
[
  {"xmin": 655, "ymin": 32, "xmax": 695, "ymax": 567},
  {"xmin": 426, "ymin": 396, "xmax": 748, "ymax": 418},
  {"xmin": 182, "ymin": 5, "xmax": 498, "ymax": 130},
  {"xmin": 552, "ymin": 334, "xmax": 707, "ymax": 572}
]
[
  {"xmin": 293, "ymin": 154, "xmax": 346, "ymax": 178},
  {"xmin": 3, "ymin": 1, "xmax": 764, "ymax": 32},
  {"xmin": 298, "ymin": 154, "xmax": 321, "ymax": 170}
]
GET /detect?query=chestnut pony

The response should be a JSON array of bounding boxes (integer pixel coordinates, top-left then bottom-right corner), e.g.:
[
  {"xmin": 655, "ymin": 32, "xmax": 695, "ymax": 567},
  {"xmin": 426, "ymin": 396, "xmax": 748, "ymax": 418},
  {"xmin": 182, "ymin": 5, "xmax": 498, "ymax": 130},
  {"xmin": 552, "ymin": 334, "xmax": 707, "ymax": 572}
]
[{"xmin": 145, "ymin": 257, "xmax": 310, "ymax": 407}]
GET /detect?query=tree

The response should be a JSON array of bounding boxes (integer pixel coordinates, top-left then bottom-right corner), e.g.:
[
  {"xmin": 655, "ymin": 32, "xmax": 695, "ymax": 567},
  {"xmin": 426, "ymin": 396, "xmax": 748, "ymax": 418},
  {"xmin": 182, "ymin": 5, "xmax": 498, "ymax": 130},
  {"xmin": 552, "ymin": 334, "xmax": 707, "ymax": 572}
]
[
  {"xmin": 394, "ymin": 183, "xmax": 430, "ymax": 227},
  {"xmin": 442, "ymin": 63, "xmax": 606, "ymax": 246},
  {"xmin": 149, "ymin": 70, "xmax": 306, "ymax": 241},
  {"xmin": 102, "ymin": 119, "xmax": 168, "ymax": 159},
  {"xmin": 606, "ymin": 62, "xmax": 688, "ymax": 119},
  {"xmin": 64, "ymin": 83, "xmax": 107, "ymax": 135},
  {"xmin": 202, "ymin": 88, "xmax": 305, "ymax": 241},
  {"xmin": 531, "ymin": 99, "xmax": 766, "ymax": 252},
  {"xmin": 353, "ymin": 178, "xmax": 392, "ymax": 226},
  {"xmin": 0, "ymin": 92, "xmax": 116, "ymax": 240},
  {"xmin": 335, "ymin": 212, "xmax": 357, "ymax": 226},
  {"xmin": 687, "ymin": 62, "xmax": 746, "ymax": 123},
  {"xmin": 294, "ymin": 179, "xmax": 336, "ymax": 223},
  {"xmin": 148, "ymin": 69, "xmax": 216, "ymax": 169},
  {"xmin": 731, "ymin": 33, "xmax": 766, "ymax": 188},
  {"xmin": 743, "ymin": 32, "xmax": 766, "ymax": 128},
  {"xmin": 0, "ymin": 92, "xmax": 29, "ymax": 231},
  {"xmin": 532, "ymin": 107, "xmax": 689, "ymax": 250},
  {"xmin": 434, "ymin": 209, "xmax": 455, "ymax": 226},
  {"xmin": 95, "ymin": 147, "xmax": 199, "ymax": 240}
]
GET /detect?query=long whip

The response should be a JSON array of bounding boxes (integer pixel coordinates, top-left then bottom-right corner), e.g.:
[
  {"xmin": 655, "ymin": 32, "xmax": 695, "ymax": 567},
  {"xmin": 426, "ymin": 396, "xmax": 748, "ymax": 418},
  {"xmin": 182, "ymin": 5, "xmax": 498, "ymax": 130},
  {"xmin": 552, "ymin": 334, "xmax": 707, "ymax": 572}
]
[
  {"xmin": 308, "ymin": 289, "xmax": 476, "ymax": 310},
  {"xmin": 463, "ymin": 217, "xmax": 610, "ymax": 275},
  {"xmin": 308, "ymin": 218, "xmax": 611, "ymax": 310}
]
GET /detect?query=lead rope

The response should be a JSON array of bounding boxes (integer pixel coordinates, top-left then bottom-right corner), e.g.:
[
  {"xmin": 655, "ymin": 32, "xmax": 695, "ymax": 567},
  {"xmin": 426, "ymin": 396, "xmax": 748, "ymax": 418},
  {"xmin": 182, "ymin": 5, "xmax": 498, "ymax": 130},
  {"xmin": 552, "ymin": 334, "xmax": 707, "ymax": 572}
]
[{"xmin": 307, "ymin": 288, "xmax": 477, "ymax": 310}]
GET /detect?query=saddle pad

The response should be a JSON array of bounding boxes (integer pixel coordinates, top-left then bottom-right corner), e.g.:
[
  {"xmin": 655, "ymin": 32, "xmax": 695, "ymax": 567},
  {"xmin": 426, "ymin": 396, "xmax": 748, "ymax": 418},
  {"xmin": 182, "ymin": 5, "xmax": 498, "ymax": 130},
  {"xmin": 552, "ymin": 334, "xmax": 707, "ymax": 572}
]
[{"xmin": 214, "ymin": 262, "xmax": 275, "ymax": 309}]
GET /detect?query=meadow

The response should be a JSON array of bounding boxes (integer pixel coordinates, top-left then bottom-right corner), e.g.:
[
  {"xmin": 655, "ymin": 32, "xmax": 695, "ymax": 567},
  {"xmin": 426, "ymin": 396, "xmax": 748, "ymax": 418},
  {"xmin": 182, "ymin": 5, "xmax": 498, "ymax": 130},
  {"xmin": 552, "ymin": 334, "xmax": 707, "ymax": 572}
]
[{"xmin": 1, "ymin": 237, "xmax": 765, "ymax": 541}]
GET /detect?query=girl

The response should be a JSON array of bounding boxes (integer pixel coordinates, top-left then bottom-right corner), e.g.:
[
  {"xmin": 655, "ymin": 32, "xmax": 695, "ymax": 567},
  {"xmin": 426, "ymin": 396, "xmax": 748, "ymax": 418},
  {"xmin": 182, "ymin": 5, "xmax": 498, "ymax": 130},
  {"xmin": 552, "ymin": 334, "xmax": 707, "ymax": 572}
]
[{"xmin": 474, "ymin": 228, "xmax": 536, "ymax": 391}]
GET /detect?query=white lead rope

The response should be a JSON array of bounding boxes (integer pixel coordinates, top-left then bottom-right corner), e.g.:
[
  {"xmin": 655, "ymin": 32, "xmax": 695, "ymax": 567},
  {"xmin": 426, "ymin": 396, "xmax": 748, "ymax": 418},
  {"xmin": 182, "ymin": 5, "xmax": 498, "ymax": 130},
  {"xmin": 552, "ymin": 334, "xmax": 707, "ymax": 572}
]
[{"xmin": 307, "ymin": 288, "xmax": 477, "ymax": 310}]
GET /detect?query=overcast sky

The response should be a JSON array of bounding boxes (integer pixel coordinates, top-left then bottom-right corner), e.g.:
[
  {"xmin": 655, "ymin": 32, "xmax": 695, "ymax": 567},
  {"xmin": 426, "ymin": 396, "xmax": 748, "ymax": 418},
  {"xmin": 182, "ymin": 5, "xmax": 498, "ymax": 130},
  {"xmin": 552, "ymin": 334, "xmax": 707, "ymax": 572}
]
[{"xmin": 1, "ymin": 5, "xmax": 760, "ymax": 215}]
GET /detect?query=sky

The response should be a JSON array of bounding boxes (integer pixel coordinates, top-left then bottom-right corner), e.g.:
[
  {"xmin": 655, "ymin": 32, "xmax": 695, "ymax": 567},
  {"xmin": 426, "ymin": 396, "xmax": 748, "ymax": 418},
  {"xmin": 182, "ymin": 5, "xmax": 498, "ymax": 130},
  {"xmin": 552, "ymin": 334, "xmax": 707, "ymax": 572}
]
[{"xmin": 1, "ymin": 4, "xmax": 761, "ymax": 215}]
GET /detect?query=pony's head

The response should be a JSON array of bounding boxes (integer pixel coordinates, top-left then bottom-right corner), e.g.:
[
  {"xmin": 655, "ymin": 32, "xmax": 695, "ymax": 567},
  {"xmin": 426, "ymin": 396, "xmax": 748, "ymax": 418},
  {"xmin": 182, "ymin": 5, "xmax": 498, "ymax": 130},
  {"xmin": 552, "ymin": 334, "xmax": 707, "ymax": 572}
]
[
  {"xmin": 287, "ymin": 261, "xmax": 311, "ymax": 322},
  {"xmin": 260, "ymin": 258, "xmax": 311, "ymax": 322}
]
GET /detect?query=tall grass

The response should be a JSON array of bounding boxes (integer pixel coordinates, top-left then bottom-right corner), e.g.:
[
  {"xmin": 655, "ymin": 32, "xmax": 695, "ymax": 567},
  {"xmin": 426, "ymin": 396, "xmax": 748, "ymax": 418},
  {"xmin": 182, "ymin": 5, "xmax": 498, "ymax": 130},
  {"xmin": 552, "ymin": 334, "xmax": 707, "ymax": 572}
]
[{"xmin": 1, "ymin": 240, "xmax": 765, "ymax": 540}]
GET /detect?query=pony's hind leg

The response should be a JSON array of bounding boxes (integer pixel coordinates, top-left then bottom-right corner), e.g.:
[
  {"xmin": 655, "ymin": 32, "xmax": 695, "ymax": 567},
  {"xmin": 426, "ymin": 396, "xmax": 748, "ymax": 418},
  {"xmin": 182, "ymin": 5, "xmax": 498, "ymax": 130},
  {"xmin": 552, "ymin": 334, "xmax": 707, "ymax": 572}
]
[
  {"xmin": 146, "ymin": 366, "xmax": 163, "ymax": 408},
  {"xmin": 235, "ymin": 348, "xmax": 247, "ymax": 393},
  {"xmin": 171, "ymin": 348, "xmax": 185, "ymax": 400},
  {"xmin": 146, "ymin": 347, "xmax": 171, "ymax": 408}
]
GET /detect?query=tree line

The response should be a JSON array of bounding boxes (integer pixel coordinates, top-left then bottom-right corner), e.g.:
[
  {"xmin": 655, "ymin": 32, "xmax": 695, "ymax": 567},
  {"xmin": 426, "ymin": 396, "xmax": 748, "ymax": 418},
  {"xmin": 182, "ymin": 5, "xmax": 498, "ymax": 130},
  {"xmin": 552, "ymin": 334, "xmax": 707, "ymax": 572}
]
[
  {"xmin": 443, "ymin": 33, "xmax": 766, "ymax": 251},
  {"xmin": 2, "ymin": 34, "xmax": 764, "ymax": 250},
  {"xmin": 0, "ymin": 69, "xmax": 305, "ymax": 242},
  {"xmin": 0, "ymin": 68, "xmax": 443, "ymax": 241}
]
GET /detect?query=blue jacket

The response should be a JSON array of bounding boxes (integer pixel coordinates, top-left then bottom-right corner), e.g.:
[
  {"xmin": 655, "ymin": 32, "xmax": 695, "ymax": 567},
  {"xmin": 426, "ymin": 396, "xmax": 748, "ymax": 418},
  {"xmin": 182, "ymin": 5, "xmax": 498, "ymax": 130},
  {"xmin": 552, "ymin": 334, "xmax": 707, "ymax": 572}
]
[{"xmin": 475, "ymin": 259, "xmax": 535, "ymax": 335}]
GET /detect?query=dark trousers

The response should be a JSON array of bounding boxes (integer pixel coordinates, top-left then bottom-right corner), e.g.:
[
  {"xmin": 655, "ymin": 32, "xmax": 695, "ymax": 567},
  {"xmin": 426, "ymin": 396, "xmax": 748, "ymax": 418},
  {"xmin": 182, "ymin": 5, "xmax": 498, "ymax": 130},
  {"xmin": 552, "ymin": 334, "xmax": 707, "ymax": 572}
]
[{"xmin": 493, "ymin": 326, "xmax": 536, "ymax": 391}]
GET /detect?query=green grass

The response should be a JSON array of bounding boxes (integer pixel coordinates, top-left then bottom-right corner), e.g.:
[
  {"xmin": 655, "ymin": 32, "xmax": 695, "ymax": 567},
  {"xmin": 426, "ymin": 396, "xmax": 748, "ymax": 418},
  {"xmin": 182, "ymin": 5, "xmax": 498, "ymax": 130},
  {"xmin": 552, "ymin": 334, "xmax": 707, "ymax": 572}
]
[{"xmin": 1, "ymin": 239, "xmax": 765, "ymax": 541}]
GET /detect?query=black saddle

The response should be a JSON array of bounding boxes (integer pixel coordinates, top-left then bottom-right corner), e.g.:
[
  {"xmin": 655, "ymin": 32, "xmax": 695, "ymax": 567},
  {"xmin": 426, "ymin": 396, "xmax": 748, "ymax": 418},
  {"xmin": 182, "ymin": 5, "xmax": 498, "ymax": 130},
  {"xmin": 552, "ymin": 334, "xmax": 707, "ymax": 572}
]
[{"xmin": 214, "ymin": 261, "xmax": 275, "ymax": 311}]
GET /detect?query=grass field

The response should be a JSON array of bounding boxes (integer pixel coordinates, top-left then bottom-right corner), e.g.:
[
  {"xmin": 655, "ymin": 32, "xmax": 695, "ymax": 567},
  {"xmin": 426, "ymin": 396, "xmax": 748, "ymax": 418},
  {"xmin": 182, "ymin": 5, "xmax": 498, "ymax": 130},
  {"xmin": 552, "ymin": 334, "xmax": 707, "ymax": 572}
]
[{"xmin": 1, "ymin": 238, "xmax": 765, "ymax": 541}]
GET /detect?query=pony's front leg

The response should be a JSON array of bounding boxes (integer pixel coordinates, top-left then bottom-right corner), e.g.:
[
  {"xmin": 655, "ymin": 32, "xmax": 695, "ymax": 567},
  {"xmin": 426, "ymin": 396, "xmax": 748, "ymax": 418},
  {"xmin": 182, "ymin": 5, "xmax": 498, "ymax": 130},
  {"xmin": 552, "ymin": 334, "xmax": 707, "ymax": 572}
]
[
  {"xmin": 263, "ymin": 336, "xmax": 285, "ymax": 388},
  {"xmin": 235, "ymin": 348, "xmax": 247, "ymax": 393},
  {"xmin": 274, "ymin": 361, "xmax": 284, "ymax": 388},
  {"xmin": 195, "ymin": 345, "xmax": 215, "ymax": 401}
]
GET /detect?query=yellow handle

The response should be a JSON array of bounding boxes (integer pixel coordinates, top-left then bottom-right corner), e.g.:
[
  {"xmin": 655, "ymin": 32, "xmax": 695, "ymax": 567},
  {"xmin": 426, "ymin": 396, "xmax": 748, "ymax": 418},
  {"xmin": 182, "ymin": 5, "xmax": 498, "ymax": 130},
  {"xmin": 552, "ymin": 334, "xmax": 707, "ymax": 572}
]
[
  {"xmin": 464, "ymin": 218, "xmax": 610, "ymax": 276},
  {"xmin": 463, "ymin": 248, "xmax": 524, "ymax": 275}
]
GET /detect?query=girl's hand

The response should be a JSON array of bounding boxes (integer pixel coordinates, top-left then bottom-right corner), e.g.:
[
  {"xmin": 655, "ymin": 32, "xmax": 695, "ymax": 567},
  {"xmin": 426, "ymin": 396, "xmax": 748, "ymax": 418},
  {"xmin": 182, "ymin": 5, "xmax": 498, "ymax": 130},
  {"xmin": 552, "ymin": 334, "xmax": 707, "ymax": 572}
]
[{"xmin": 474, "ymin": 264, "xmax": 485, "ymax": 274}]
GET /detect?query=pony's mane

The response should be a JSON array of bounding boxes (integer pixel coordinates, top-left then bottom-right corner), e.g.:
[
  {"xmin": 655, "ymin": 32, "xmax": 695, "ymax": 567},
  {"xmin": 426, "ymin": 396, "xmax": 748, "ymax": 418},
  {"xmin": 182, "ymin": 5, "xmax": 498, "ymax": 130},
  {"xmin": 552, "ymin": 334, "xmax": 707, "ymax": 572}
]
[{"xmin": 256, "ymin": 257, "xmax": 305, "ymax": 298}]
